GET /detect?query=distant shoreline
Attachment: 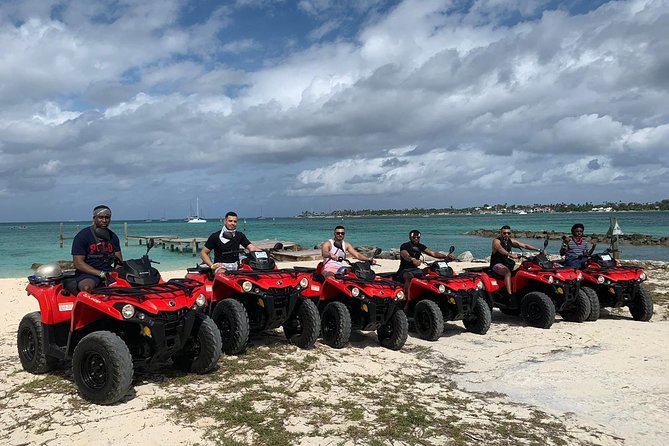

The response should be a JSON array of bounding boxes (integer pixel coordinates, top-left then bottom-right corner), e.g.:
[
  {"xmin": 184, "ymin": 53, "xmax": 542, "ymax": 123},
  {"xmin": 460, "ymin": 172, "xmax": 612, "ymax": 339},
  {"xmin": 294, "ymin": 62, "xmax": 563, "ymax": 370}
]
[{"xmin": 465, "ymin": 229, "xmax": 669, "ymax": 246}]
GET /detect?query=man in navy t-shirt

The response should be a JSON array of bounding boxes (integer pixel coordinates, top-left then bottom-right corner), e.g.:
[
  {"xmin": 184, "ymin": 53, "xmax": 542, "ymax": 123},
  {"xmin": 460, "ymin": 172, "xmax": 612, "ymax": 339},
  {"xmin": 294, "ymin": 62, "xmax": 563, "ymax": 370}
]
[{"xmin": 71, "ymin": 205, "xmax": 123, "ymax": 291}]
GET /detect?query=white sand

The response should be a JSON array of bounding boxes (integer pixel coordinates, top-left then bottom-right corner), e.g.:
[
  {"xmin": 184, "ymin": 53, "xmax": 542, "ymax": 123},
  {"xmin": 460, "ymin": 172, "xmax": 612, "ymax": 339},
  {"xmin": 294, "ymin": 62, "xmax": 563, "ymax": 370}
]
[{"xmin": 1, "ymin": 259, "xmax": 667, "ymax": 445}]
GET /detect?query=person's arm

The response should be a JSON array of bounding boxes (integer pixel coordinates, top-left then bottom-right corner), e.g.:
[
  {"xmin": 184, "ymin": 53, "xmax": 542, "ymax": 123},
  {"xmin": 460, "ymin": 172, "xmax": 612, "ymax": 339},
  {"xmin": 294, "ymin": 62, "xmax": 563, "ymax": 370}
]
[
  {"xmin": 73, "ymin": 255, "xmax": 107, "ymax": 278},
  {"xmin": 512, "ymin": 239, "xmax": 540, "ymax": 252},
  {"xmin": 400, "ymin": 249, "xmax": 421, "ymax": 267},
  {"xmin": 424, "ymin": 247, "xmax": 455, "ymax": 261},
  {"xmin": 559, "ymin": 236, "xmax": 569, "ymax": 256},
  {"xmin": 246, "ymin": 243, "xmax": 262, "ymax": 252},
  {"xmin": 200, "ymin": 246, "xmax": 215, "ymax": 268},
  {"xmin": 347, "ymin": 244, "xmax": 373, "ymax": 263},
  {"xmin": 588, "ymin": 241, "xmax": 597, "ymax": 256},
  {"xmin": 321, "ymin": 240, "xmax": 334, "ymax": 260},
  {"xmin": 493, "ymin": 239, "xmax": 513, "ymax": 257}
]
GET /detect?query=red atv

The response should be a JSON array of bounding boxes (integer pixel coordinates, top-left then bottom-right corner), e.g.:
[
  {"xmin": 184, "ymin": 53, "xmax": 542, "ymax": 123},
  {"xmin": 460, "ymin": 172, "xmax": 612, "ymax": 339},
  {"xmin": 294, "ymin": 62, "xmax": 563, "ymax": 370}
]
[
  {"xmin": 186, "ymin": 243, "xmax": 319, "ymax": 354},
  {"xmin": 397, "ymin": 246, "xmax": 492, "ymax": 341},
  {"xmin": 578, "ymin": 249, "xmax": 653, "ymax": 321},
  {"xmin": 296, "ymin": 249, "xmax": 408, "ymax": 350},
  {"xmin": 17, "ymin": 238, "xmax": 221, "ymax": 405},
  {"xmin": 465, "ymin": 239, "xmax": 590, "ymax": 329}
]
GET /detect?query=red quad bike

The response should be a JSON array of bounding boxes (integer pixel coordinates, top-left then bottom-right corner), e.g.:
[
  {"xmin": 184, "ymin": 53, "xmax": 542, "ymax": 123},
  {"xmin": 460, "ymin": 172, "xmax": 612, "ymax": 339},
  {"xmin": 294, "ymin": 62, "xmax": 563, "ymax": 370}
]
[
  {"xmin": 396, "ymin": 246, "xmax": 492, "ymax": 341},
  {"xmin": 465, "ymin": 239, "xmax": 591, "ymax": 329},
  {"xmin": 17, "ymin": 237, "xmax": 222, "ymax": 405},
  {"xmin": 296, "ymin": 248, "xmax": 409, "ymax": 350},
  {"xmin": 578, "ymin": 249, "xmax": 653, "ymax": 321},
  {"xmin": 186, "ymin": 243, "xmax": 320, "ymax": 354}
]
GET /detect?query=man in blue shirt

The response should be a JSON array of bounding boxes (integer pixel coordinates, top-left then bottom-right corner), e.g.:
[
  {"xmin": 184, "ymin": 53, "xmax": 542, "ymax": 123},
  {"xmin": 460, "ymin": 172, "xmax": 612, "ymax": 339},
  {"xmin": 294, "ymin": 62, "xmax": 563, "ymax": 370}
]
[{"xmin": 71, "ymin": 205, "xmax": 123, "ymax": 291}]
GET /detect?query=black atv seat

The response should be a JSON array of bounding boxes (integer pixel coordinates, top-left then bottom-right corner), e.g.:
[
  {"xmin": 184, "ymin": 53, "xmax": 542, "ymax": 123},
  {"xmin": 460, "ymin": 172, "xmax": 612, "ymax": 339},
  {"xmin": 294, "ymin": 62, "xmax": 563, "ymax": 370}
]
[
  {"xmin": 62, "ymin": 277, "xmax": 80, "ymax": 295},
  {"xmin": 463, "ymin": 266, "xmax": 504, "ymax": 280}
]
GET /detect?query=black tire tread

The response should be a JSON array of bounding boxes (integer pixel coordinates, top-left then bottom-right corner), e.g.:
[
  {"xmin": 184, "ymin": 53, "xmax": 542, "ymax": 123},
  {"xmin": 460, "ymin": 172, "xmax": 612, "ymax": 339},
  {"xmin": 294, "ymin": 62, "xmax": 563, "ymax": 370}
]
[
  {"xmin": 560, "ymin": 289, "xmax": 591, "ymax": 323},
  {"xmin": 521, "ymin": 291, "xmax": 556, "ymax": 329},
  {"xmin": 283, "ymin": 299, "xmax": 320, "ymax": 349},
  {"xmin": 413, "ymin": 300, "xmax": 444, "ymax": 341},
  {"xmin": 463, "ymin": 296, "xmax": 492, "ymax": 335},
  {"xmin": 17, "ymin": 312, "xmax": 57, "ymax": 374},
  {"xmin": 583, "ymin": 287, "xmax": 600, "ymax": 321},
  {"xmin": 378, "ymin": 310, "xmax": 409, "ymax": 350},
  {"xmin": 172, "ymin": 314, "xmax": 222, "ymax": 373},
  {"xmin": 630, "ymin": 285, "xmax": 653, "ymax": 321},
  {"xmin": 72, "ymin": 331, "xmax": 133, "ymax": 405},
  {"xmin": 321, "ymin": 301, "xmax": 351, "ymax": 348},
  {"xmin": 212, "ymin": 299, "xmax": 250, "ymax": 355}
]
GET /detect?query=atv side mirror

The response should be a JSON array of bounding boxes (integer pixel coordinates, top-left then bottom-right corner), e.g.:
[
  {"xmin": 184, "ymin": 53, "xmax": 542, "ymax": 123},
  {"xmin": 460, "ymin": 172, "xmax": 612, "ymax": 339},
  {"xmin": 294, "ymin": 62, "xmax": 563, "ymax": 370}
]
[
  {"xmin": 373, "ymin": 247, "xmax": 382, "ymax": 256},
  {"xmin": 543, "ymin": 239, "xmax": 549, "ymax": 249},
  {"xmin": 146, "ymin": 238, "xmax": 155, "ymax": 253},
  {"xmin": 448, "ymin": 245, "xmax": 455, "ymax": 254}
]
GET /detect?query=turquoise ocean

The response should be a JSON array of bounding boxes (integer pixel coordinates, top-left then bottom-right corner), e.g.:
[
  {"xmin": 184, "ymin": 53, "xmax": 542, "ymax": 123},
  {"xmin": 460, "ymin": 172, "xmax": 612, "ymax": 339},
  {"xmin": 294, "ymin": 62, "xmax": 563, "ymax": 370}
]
[{"xmin": 1, "ymin": 211, "xmax": 668, "ymax": 279}]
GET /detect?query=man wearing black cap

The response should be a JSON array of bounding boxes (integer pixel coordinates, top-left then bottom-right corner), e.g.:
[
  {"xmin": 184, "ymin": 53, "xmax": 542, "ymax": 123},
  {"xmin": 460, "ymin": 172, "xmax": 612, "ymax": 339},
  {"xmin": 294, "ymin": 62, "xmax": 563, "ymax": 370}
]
[
  {"xmin": 396, "ymin": 230, "xmax": 455, "ymax": 296},
  {"xmin": 71, "ymin": 205, "xmax": 123, "ymax": 291}
]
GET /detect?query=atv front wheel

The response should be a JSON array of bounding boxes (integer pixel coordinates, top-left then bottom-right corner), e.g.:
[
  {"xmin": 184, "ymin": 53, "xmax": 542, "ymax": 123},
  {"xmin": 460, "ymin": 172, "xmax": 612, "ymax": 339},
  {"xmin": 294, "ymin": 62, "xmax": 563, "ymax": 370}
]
[
  {"xmin": 463, "ymin": 296, "xmax": 492, "ymax": 335},
  {"xmin": 629, "ymin": 285, "xmax": 653, "ymax": 321},
  {"xmin": 378, "ymin": 310, "xmax": 409, "ymax": 350},
  {"xmin": 321, "ymin": 301, "xmax": 351, "ymax": 348},
  {"xmin": 559, "ymin": 289, "xmax": 591, "ymax": 323},
  {"xmin": 521, "ymin": 292, "xmax": 555, "ymax": 329},
  {"xmin": 413, "ymin": 300, "xmax": 444, "ymax": 341},
  {"xmin": 212, "ymin": 299, "xmax": 250, "ymax": 355},
  {"xmin": 17, "ymin": 312, "xmax": 58, "ymax": 374},
  {"xmin": 72, "ymin": 331, "xmax": 133, "ymax": 405},
  {"xmin": 283, "ymin": 299, "xmax": 320, "ymax": 349},
  {"xmin": 172, "ymin": 314, "xmax": 222, "ymax": 373},
  {"xmin": 582, "ymin": 287, "xmax": 600, "ymax": 321}
]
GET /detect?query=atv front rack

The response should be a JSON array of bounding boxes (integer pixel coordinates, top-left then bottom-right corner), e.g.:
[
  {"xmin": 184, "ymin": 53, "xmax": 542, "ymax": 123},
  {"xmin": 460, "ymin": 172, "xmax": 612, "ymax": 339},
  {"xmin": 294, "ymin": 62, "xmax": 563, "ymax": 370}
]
[
  {"xmin": 92, "ymin": 278, "xmax": 203, "ymax": 302},
  {"xmin": 225, "ymin": 269, "xmax": 301, "ymax": 276},
  {"xmin": 335, "ymin": 275, "xmax": 400, "ymax": 288}
]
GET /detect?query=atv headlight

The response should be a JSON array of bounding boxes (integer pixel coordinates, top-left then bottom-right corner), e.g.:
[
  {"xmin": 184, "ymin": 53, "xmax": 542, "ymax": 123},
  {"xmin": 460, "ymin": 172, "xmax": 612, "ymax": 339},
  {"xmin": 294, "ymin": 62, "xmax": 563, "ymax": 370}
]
[
  {"xmin": 299, "ymin": 277, "xmax": 309, "ymax": 289},
  {"xmin": 547, "ymin": 276, "xmax": 554, "ymax": 284},
  {"xmin": 195, "ymin": 293, "xmax": 206, "ymax": 307},
  {"xmin": 396, "ymin": 291, "xmax": 404, "ymax": 300},
  {"xmin": 577, "ymin": 272, "xmax": 583, "ymax": 281},
  {"xmin": 242, "ymin": 281, "xmax": 253, "ymax": 292},
  {"xmin": 437, "ymin": 284, "xmax": 446, "ymax": 294},
  {"xmin": 639, "ymin": 272, "xmax": 647, "ymax": 281},
  {"xmin": 476, "ymin": 281, "xmax": 484, "ymax": 290},
  {"xmin": 351, "ymin": 287, "xmax": 360, "ymax": 297},
  {"xmin": 121, "ymin": 304, "xmax": 135, "ymax": 319},
  {"xmin": 597, "ymin": 276, "xmax": 605, "ymax": 284}
]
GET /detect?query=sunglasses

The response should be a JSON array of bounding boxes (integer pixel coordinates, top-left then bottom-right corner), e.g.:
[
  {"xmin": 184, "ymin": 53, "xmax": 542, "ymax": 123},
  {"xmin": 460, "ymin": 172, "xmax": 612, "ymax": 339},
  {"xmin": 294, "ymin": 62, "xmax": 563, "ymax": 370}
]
[
  {"xmin": 502, "ymin": 231, "xmax": 511, "ymax": 235},
  {"xmin": 335, "ymin": 232, "xmax": 345, "ymax": 235}
]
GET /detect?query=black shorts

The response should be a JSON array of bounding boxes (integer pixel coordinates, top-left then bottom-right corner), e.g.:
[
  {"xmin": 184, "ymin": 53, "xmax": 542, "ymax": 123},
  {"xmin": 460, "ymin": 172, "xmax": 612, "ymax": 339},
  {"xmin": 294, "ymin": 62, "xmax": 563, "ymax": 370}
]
[{"xmin": 396, "ymin": 267, "xmax": 424, "ymax": 283}]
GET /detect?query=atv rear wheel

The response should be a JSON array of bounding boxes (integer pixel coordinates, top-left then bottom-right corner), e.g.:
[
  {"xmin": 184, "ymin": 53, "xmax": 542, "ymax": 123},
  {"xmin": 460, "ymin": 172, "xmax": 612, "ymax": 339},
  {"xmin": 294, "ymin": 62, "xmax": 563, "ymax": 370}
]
[
  {"xmin": 520, "ymin": 292, "xmax": 555, "ymax": 329},
  {"xmin": 629, "ymin": 285, "xmax": 653, "ymax": 321},
  {"xmin": 582, "ymin": 287, "xmax": 600, "ymax": 321},
  {"xmin": 321, "ymin": 301, "xmax": 351, "ymax": 348},
  {"xmin": 559, "ymin": 289, "xmax": 591, "ymax": 323},
  {"xmin": 17, "ymin": 312, "xmax": 58, "ymax": 374},
  {"xmin": 463, "ymin": 296, "xmax": 492, "ymax": 335},
  {"xmin": 72, "ymin": 331, "xmax": 133, "ymax": 405},
  {"xmin": 172, "ymin": 314, "xmax": 222, "ymax": 373},
  {"xmin": 413, "ymin": 300, "xmax": 444, "ymax": 341},
  {"xmin": 212, "ymin": 299, "xmax": 250, "ymax": 355},
  {"xmin": 283, "ymin": 299, "xmax": 320, "ymax": 349},
  {"xmin": 377, "ymin": 310, "xmax": 409, "ymax": 350}
]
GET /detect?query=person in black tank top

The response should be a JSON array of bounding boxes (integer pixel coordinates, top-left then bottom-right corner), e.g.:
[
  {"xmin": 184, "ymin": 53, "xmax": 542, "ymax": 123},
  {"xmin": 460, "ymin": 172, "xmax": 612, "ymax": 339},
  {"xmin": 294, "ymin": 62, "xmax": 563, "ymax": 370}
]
[{"xmin": 490, "ymin": 225, "xmax": 540, "ymax": 296}]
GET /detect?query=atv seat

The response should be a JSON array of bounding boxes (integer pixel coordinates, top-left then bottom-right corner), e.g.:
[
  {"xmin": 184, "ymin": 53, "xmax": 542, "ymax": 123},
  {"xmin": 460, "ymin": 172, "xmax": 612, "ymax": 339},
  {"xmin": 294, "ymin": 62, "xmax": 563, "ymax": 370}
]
[
  {"xmin": 62, "ymin": 277, "xmax": 80, "ymax": 296},
  {"xmin": 464, "ymin": 266, "xmax": 504, "ymax": 280}
]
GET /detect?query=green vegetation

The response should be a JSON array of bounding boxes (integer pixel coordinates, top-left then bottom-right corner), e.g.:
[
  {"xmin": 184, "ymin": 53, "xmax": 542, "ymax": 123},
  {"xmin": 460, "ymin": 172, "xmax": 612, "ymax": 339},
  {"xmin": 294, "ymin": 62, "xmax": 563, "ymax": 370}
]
[{"xmin": 299, "ymin": 199, "xmax": 669, "ymax": 217}]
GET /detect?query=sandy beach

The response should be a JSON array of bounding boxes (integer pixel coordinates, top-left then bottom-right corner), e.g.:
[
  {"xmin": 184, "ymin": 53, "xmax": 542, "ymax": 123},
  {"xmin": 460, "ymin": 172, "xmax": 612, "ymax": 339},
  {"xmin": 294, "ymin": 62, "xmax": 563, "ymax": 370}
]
[{"xmin": 1, "ymin": 258, "xmax": 667, "ymax": 445}]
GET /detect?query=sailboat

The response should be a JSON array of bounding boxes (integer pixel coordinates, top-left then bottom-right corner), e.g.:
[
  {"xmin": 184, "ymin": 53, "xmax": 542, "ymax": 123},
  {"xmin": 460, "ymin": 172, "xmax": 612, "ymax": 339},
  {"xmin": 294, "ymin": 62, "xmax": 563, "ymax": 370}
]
[{"xmin": 187, "ymin": 198, "xmax": 207, "ymax": 223}]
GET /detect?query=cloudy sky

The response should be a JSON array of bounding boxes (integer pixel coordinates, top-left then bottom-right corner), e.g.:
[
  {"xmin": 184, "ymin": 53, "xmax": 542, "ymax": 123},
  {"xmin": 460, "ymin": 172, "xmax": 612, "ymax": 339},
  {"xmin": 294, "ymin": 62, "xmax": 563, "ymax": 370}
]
[{"xmin": 1, "ymin": 0, "xmax": 667, "ymax": 221}]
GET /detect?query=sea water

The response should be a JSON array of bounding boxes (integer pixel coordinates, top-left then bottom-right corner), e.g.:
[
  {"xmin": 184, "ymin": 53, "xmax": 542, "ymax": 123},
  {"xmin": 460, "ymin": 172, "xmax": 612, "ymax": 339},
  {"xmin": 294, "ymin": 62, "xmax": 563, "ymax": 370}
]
[{"xmin": 1, "ymin": 211, "xmax": 667, "ymax": 278}]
